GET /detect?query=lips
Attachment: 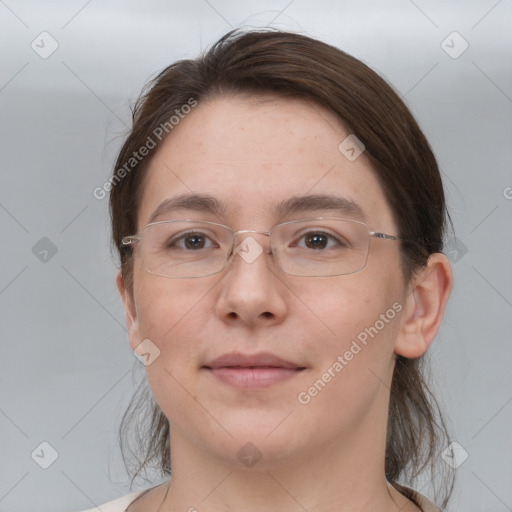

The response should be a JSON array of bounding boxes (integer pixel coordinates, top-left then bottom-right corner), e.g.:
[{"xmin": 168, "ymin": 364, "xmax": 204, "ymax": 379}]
[
  {"xmin": 204, "ymin": 352, "xmax": 303, "ymax": 370},
  {"xmin": 203, "ymin": 352, "xmax": 306, "ymax": 389}
]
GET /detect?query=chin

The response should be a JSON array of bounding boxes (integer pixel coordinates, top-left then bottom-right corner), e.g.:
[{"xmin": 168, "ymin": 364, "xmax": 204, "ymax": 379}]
[{"xmin": 195, "ymin": 411, "xmax": 312, "ymax": 467}]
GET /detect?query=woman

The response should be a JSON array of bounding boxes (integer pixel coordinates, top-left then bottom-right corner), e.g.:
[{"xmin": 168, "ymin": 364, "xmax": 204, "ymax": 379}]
[{"xmin": 84, "ymin": 29, "xmax": 454, "ymax": 511}]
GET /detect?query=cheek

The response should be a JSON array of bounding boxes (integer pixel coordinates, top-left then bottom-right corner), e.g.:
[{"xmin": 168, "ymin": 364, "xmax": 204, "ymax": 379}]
[
  {"xmin": 291, "ymin": 279, "xmax": 402, "ymax": 437},
  {"xmin": 134, "ymin": 275, "xmax": 217, "ymax": 428},
  {"xmin": 133, "ymin": 273, "xmax": 216, "ymax": 368},
  {"xmin": 296, "ymin": 273, "xmax": 397, "ymax": 344},
  {"xmin": 296, "ymin": 273, "xmax": 402, "ymax": 386}
]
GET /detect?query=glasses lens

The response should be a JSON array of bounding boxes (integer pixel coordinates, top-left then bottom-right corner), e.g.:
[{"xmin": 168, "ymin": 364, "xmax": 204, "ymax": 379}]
[
  {"xmin": 272, "ymin": 219, "xmax": 370, "ymax": 276},
  {"xmin": 136, "ymin": 218, "xmax": 370, "ymax": 278},
  {"xmin": 139, "ymin": 221, "xmax": 233, "ymax": 278}
]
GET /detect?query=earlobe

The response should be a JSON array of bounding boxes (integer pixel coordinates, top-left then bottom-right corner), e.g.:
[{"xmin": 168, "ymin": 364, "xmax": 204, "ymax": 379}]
[
  {"xmin": 394, "ymin": 254, "xmax": 453, "ymax": 359},
  {"xmin": 116, "ymin": 272, "xmax": 140, "ymax": 351}
]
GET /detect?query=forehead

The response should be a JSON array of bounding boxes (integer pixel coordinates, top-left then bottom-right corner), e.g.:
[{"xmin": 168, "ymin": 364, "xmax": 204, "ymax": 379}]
[{"xmin": 137, "ymin": 94, "xmax": 396, "ymax": 232}]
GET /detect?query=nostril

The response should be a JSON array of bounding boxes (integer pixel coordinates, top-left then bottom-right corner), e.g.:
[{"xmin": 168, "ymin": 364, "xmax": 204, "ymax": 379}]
[{"xmin": 261, "ymin": 311, "xmax": 273, "ymax": 318}]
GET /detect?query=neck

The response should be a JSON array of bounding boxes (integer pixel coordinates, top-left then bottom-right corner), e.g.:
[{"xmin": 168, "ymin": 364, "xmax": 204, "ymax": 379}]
[{"xmin": 152, "ymin": 403, "xmax": 418, "ymax": 512}]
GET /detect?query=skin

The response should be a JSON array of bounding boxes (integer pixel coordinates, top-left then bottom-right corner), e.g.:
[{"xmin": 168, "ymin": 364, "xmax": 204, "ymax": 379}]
[{"xmin": 117, "ymin": 94, "xmax": 453, "ymax": 512}]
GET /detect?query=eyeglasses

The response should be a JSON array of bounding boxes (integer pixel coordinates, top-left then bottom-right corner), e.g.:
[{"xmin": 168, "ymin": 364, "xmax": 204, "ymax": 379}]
[{"xmin": 121, "ymin": 218, "xmax": 404, "ymax": 279}]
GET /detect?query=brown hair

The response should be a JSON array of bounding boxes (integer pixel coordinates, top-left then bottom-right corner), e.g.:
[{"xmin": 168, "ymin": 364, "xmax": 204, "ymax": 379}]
[{"xmin": 111, "ymin": 29, "xmax": 455, "ymax": 507}]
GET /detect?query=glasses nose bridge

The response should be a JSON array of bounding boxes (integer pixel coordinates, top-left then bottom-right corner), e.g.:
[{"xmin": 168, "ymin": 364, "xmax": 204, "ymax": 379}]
[
  {"xmin": 232, "ymin": 229, "xmax": 272, "ymax": 242},
  {"xmin": 231, "ymin": 229, "xmax": 273, "ymax": 255},
  {"xmin": 233, "ymin": 228, "xmax": 271, "ymax": 237}
]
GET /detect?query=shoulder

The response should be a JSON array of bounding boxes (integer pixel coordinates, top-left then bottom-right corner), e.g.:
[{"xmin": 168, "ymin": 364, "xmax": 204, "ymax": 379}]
[
  {"xmin": 393, "ymin": 482, "xmax": 442, "ymax": 512},
  {"xmin": 78, "ymin": 489, "xmax": 147, "ymax": 512}
]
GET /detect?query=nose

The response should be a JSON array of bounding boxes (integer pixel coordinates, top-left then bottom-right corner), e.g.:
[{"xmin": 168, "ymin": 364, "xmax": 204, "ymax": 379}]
[{"xmin": 214, "ymin": 232, "xmax": 288, "ymax": 327}]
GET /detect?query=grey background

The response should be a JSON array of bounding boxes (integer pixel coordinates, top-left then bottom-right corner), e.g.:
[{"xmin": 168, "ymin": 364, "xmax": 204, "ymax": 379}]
[{"xmin": 1, "ymin": 1, "xmax": 511, "ymax": 511}]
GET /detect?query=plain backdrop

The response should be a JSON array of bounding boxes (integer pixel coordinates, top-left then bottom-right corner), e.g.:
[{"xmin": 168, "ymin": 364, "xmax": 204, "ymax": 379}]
[{"xmin": 1, "ymin": 1, "xmax": 511, "ymax": 511}]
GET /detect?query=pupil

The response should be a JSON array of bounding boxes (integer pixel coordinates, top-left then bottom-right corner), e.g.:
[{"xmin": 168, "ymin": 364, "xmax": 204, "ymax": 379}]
[
  {"xmin": 185, "ymin": 234, "xmax": 205, "ymax": 249},
  {"xmin": 306, "ymin": 233, "xmax": 327, "ymax": 249}
]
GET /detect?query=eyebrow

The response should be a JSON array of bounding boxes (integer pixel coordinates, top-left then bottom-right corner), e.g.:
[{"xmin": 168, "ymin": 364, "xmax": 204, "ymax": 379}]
[
  {"xmin": 148, "ymin": 194, "xmax": 226, "ymax": 224},
  {"xmin": 273, "ymin": 194, "xmax": 366, "ymax": 221},
  {"xmin": 148, "ymin": 193, "xmax": 366, "ymax": 224}
]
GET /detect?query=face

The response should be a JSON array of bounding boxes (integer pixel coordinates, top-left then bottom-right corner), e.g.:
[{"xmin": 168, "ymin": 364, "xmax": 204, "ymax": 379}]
[{"xmin": 119, "ymin": 95, "xmax": 410, "ymax": 470}]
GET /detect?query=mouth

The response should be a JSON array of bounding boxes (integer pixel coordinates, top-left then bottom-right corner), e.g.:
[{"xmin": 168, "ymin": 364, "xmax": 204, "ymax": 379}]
[{"xmin": 202, "ymin": 352, "xmax": 306, "ymax": 389}]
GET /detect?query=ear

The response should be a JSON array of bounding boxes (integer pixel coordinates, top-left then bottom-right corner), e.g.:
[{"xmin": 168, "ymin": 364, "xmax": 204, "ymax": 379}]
[
  {"xmin": 394, "ymin": 253, "xmax": 453, "ymax": 358},
  {"xmin": 116, "ymin": 271, "xmax": 140, "ymax": 351}
]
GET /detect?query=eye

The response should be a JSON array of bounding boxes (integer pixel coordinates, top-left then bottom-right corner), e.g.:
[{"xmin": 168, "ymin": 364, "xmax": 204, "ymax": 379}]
[
  {"xmin": 295, "ymin": 230, "xmax": 347, "ymax": 250},
  {"xmin": 170, "ymin": 231, "xmax": 218, "ymax": 250}
]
